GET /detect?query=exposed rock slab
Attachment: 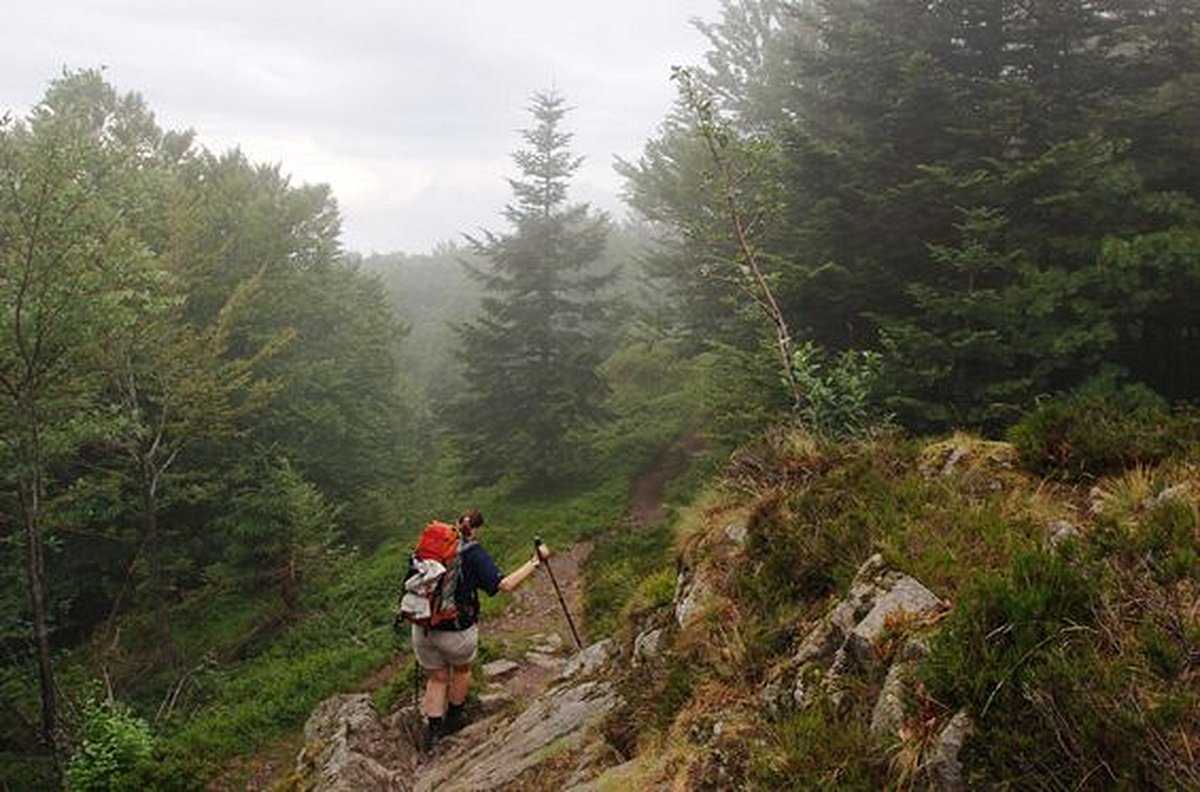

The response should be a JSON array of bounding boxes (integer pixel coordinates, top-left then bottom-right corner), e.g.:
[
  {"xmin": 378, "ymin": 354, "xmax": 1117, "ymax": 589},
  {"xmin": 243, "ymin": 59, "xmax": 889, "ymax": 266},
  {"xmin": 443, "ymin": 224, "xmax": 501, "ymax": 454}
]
[
  {"xmin": 295, "ymin": 694, "xmax": 409, "ymax": 791},
  {"xmin": 416, "ymin": 679, "xmax": 621, "ymax": 792}
]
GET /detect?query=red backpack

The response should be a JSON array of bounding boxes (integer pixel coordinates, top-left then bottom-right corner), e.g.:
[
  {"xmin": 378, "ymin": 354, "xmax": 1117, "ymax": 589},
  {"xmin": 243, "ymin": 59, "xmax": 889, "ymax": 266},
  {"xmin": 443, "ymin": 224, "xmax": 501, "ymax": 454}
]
[{"xmin": 399, "ymin": 521, "xmax": 467, "ymax": 629}]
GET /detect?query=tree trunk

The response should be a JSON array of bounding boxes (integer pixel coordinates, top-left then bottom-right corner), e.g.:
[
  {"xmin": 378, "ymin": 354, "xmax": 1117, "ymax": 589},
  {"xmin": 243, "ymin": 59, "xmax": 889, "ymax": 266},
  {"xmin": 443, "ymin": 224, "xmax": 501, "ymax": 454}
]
[
  {"xmin": 141, "ymin": 477, "xmax": 174, "ymax": 660},
  {"xmin": 20, "ymin": 476, "xmax": 57, "ymax": 748}
]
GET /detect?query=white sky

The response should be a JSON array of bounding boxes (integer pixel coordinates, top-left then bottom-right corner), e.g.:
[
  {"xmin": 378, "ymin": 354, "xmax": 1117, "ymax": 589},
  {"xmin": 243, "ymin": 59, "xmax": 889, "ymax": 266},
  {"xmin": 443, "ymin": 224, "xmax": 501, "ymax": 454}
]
[{"xmin": 2, "ymin": 1, "xmax": 725, "ymax": 255}]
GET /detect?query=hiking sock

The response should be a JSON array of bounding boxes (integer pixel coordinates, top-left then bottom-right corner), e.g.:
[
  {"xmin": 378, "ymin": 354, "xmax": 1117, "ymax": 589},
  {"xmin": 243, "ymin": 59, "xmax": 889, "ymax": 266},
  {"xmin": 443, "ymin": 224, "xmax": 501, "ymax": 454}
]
[
  {"xmin": 422, "ymin": 716, "xmax": 444, "ymax": 752},
  {"xmin": 445, "ymin": 702, "xmax": 468, "ymax": 734}
]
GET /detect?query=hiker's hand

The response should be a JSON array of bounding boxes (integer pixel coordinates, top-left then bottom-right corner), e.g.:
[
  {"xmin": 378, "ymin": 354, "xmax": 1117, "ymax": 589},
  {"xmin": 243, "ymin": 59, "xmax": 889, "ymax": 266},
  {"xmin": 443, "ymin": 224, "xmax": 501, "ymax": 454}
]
[{"xmin": 534, "ymin": 543, "xmax": 551, "ymax": 563}]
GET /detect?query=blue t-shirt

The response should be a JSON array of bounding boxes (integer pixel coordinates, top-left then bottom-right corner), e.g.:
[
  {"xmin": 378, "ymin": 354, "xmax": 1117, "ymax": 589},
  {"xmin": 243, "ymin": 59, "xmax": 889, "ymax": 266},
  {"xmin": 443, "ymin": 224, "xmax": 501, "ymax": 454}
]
[{"xmin": 435, "ymin": 542, "xmax": 503, "ymax": 631}]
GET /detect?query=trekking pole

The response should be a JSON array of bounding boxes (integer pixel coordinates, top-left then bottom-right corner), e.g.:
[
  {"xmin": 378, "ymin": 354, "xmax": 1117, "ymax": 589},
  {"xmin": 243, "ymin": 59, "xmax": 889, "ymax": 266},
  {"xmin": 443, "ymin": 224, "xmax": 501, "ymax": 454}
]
[{"xmin": 534, "ymin": 537, "xmax": 583, "ymax": 651}]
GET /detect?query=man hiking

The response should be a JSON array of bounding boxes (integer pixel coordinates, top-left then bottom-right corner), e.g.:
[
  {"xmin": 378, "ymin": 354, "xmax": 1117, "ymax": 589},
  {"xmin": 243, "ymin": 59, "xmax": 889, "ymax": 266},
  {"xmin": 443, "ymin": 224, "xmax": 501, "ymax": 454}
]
[{"xmin": 408, "ymin": 508, "xmax": 549, "ymax": 751}]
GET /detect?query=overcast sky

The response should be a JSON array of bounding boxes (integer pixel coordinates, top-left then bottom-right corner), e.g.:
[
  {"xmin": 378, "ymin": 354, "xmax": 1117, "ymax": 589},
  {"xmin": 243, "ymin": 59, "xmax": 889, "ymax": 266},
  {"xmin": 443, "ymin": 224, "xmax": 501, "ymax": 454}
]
[{"xmin": 2, "ymin": 1, "xmax": 725, "ymax": 255}]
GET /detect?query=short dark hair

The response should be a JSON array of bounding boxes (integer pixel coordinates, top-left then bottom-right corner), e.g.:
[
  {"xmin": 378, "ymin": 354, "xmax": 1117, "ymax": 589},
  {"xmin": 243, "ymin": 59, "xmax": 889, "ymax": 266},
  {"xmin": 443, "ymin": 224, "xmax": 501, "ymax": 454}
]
[{"xmin": 460, "ymin": 508, "xmax": 484, "ymax": 530}]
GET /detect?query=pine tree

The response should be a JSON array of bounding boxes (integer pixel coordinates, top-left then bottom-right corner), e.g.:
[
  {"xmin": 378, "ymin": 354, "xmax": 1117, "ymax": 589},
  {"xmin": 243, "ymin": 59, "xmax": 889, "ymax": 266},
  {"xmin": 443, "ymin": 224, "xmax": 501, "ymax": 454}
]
[{"xmin": 451, "ymin": 91, "xmax": 614, "ymax": 486}]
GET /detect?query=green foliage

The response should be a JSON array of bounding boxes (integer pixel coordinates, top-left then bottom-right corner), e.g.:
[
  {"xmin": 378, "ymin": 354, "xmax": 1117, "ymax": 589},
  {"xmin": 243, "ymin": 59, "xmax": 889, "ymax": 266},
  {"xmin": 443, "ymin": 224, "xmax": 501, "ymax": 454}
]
[
  {"xmin": 372, "ymin": 655, "xmax": 422, "ymax": 714},
  {"xmin": 1007, "ymin": 378, "xmax": 1187, "ymax": 479},
  {"xmin": 923, "ymin": 549, "xmax": 1096, "ymax": 713},
  {"xmin": 450, "ymin": 90, "xmax": 616, "ymax": 486},
  {"xmin": 918, "ymin": 549, "xmax": 1137, "ymax": 786},
  {"xmin": 590, "ymin": 339, "xmax": 705, "ymax": 464},
  {"xmin": 153, "ymin": 542, "xmax": 402, "ymax": 778},
  {"xmin": 693, "ymin": 342, "xmax": 790, "ymax": 448},
  {"xmin": 738, "ymin": 435, "xmax": 918, "ymax": 607},
  {"xmin": 1090, "ymin": 472, "xmax": 1200, "ymax": 586},
  {"xmin": 214, "ymin": 456, "xmax": 339, "ymax": 601},
  {"xmin": 746, "ymin": 702, "xmax": 881, "ymax": 790},
  {"xmin": 604, "ymin": 652, "xmax": 697, "ymax": 756},
  {"xmin": 791, "ymin": 341, "xmax": 884, "ymax": 439},
  {"xmin": 625, "ymin": 0, "xmax": 1200, "ymax": 433},
  {"xmin": 65, "ymin": 698, "xmax": 156, "ymax": 792},
  {"xmin": 584, "ymin": 523, "xmax": 674, "ymax": 639}
]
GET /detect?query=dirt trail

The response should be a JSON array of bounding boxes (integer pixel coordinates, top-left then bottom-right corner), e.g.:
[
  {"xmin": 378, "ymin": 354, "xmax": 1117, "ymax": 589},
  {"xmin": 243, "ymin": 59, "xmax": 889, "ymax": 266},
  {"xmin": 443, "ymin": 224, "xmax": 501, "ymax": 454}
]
[
  {"xmin": 221, "ymin": 438, "xmax": 691, "ymax": 789},
  {"xmin": 629, "ymin": 433, "xmax": 705, "ymax": 528},
  {"xmin": 482, "ymin": 540, "xmax": 592, "ymax": 702}
]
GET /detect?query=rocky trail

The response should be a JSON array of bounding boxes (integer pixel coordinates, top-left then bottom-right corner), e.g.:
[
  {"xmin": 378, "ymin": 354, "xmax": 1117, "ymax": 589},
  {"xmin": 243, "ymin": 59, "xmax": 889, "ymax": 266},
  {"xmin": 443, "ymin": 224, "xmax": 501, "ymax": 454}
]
[{"xmin": 234, "ymin": 439, "xmax": 688, "ymax": 791}]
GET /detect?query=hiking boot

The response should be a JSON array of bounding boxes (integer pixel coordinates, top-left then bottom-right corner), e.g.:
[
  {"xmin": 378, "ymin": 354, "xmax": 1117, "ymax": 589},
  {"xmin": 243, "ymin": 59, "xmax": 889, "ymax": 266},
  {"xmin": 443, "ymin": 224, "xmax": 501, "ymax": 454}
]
[
  {"xmin": 444, "ymin": 702, "xmax": 469, "ymax": 735},
  {"xmin": 421, "ymin": 716, "xmax": 444, "ymax": 753}
]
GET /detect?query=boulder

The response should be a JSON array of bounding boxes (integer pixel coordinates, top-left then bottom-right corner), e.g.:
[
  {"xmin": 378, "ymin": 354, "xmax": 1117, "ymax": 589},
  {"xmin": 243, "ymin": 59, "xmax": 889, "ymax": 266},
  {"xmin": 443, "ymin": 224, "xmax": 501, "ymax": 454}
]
[
  {"xmin": 482, "ymin": 658, "xmax": 520, "ymax": 679},
  {"xmin": 294, "ymin": 694, "xmax": 408, "ymax": 791},
  {"xmin": 847, "ymin": 575, "xmax": 944, "ymax": 666},
  {"xmin": 870, "ymin": 660, "xmax": 913, "ymax": 741}
]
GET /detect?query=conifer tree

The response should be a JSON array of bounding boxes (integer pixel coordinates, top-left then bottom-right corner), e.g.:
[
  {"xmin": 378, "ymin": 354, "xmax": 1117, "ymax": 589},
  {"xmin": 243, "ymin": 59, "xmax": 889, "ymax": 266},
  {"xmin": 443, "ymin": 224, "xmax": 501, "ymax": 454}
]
[{"xmin": 452, "ymin": 91, "xmax": 613, "ymax": 485}]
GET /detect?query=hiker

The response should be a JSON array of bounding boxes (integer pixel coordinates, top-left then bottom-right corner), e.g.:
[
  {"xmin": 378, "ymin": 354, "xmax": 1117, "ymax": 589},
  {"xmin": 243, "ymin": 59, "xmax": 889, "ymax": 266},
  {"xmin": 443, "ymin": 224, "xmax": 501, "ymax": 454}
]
[{"xmin": 410, "ymin": 508, "xmax": 549, "ymax": 751}]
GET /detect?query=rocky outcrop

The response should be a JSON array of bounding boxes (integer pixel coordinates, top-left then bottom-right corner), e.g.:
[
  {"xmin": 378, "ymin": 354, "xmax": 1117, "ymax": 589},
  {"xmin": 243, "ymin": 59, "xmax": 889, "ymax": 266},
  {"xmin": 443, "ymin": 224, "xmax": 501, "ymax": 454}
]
[
  {"xmin": 762, "ymin": 553, "xmax": 946, "ymax": 715},
  {"xmin": 292, "ymin": 694, "xmax": 411, "ymax": 791},
  {"xmin": 289, "ymin": 635, "xmax": 619, "ymax": 792},
  {"xmin": 759, "ymin": 553, "xmax": 970, "ymax": 788},
  {"xmin": 416, "ymin": 678, "xmax": 621, "ymax": 791}
]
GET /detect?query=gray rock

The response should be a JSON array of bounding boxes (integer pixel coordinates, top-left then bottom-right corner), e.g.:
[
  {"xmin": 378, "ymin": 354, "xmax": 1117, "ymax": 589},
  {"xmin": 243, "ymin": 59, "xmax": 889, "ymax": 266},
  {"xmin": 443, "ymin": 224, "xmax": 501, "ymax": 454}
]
[
  {"xmin": 417, "ymin": 680, "xmax": 621, "ymax": 791},
  {"xmin": 822, "ymin": 646, "xmax": 857, "ymax": 709},
  {"xmin": 559, "ymin": 638, "xmax": 613, "ymax": 681},
  {"xmin": 898, "ymin": 635, "xmax": 931, "ymax": 664},
  {"xmin": 870, "ymin": 661, "xmax": 913, "ymax": 741},
  {"xmin": 724, "ymin": 520, "xmax": 749, "ymax": 545},
  {"xmin": 633, "ymin": 627, "xmax": 665, "ymax": 666},
  {"xmin": 791, "ymin": 662, "xmax": 822, "ymax": 709},
  {"xmin": 675, "ymin": 569, "xmax": 714, "ymax": 629},
  {"xmin": 531, "ymin": 631, "xmax": 565, "ymax": 654},
  {"xmin": 482, "ymin": 658, "xmax": 520, "ymax": 679},
  {"xmin": 1156, "ymin": 482, "xmax": 1191, "ymax": 504},
  {"xmin": 793, "ymin": 612, "xmax": 848, "ymax": 667},
  {"xmin": 297, "ymin": 694, "xmax": 405, "ymax": 791},
  {"xmin": 1047, "ymin": 520, "xmax": 1079, "ymax": 547},
  {"xmin": 939, "ymin": 444, "xmax": 969, "ymax": 476},
  {"xmin": 924, "ymin": 710, "xmax": 973, "ymax": 791},
  {"xmin": 524, "ymin": 651, "xmax": 563, "ymax": 671},
  {"xmin": 477, "ymin": 687, "xmax": 512, "ymax": 711},
  {"xmin": 848, "ymin": 576, "xmax": 944, "ymax": 666}
]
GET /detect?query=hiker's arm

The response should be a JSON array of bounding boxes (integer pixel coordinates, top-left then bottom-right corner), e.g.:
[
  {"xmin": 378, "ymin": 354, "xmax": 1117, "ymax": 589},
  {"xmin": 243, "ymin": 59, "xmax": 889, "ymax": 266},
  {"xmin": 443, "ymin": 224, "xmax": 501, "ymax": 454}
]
[{"xmin": 497, "ymin": 546, "xmax": 549, "ymax": 593}]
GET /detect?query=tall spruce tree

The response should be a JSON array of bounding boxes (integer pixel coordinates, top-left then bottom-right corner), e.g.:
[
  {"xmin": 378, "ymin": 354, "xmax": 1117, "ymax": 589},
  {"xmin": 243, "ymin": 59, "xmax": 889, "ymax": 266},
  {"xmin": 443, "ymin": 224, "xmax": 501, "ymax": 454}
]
[{"xmin": 452, "ymin": 91, "xmax": 613, "ymax": 485}]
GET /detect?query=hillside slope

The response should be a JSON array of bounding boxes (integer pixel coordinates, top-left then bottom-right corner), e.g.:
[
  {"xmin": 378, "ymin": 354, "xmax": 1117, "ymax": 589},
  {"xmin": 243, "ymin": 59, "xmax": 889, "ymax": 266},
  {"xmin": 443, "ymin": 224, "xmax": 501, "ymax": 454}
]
[{"xmin": 289, "ymin": 428, "xmax": 1199, "ymax": 790}]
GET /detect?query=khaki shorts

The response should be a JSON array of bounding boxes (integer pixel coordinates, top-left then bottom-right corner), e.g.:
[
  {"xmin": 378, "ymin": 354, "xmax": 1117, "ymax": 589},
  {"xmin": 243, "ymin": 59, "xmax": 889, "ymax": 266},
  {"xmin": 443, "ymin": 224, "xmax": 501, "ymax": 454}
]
[{"xmin": 411, "ymin": 623, "xmax": 479, "ymax": 670}]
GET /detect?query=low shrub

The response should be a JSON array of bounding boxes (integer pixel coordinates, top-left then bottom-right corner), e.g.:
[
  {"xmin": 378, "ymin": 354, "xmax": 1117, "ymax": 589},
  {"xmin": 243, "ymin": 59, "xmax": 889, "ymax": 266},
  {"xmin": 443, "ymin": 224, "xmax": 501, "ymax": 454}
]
[
  {"xmin": 1008, "ymin": 379, "xmax": 1181, "ymax": 479},
  {"xmin": 923, "ymin": 549, "xmax": 1096, "ymax": 717},
  {"xmin": 916, "ymin": 549, "xmax": 1193, "ymax": 786},
  {"xmin": 739, "ymin": 439, "xmax": 919, "ymax": 608},
  {"xmin": 65, "ymin": 698, "xmax": 157, "ymax": 792}
]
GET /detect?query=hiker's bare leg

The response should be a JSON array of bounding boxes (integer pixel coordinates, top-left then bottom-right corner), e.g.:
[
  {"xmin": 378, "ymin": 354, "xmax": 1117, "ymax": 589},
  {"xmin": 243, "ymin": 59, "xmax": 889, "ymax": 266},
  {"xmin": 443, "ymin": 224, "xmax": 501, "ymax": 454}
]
[
  {"xmin": 448, "ymin": 663, "xmax": 471, "ymax": 706},
  {"xmin": 422, "ymin": 668, "xmax": 449, "ymax": 717}
]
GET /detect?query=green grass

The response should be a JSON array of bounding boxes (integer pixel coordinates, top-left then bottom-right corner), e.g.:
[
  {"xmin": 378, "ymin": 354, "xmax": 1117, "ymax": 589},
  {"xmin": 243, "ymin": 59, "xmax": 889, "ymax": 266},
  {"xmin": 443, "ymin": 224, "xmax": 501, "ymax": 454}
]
[
  {"xmin": 138, "ymin": 423, "xmax": 689, "ymax": 784},
  {"xmin": 584, "ymin": 522, "xmax": 675, "ymax": 639}
]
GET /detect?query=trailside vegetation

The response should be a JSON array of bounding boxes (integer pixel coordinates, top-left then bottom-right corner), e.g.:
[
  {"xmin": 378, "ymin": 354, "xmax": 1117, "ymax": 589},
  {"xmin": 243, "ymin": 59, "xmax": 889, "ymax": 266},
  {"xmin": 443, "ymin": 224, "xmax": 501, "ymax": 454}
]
[{"xmin": 587, "ymin": 420, "xmax": 1199, "ymax": 790}]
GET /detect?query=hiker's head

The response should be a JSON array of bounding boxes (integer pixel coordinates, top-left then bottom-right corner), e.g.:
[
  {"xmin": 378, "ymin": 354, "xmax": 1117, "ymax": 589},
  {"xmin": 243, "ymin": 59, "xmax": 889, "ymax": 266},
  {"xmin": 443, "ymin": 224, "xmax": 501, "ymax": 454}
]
[{"xmin": 458, "ymin": 508, "xmax": 484, "ymax": 536}]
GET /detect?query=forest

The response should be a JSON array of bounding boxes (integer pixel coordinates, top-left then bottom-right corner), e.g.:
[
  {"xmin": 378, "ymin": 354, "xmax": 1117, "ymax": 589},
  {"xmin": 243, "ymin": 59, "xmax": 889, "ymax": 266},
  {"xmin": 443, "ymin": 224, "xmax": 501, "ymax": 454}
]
[{"xmin": 2, "ymin": 0, "xmax": 1197, "ymax": 789}]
